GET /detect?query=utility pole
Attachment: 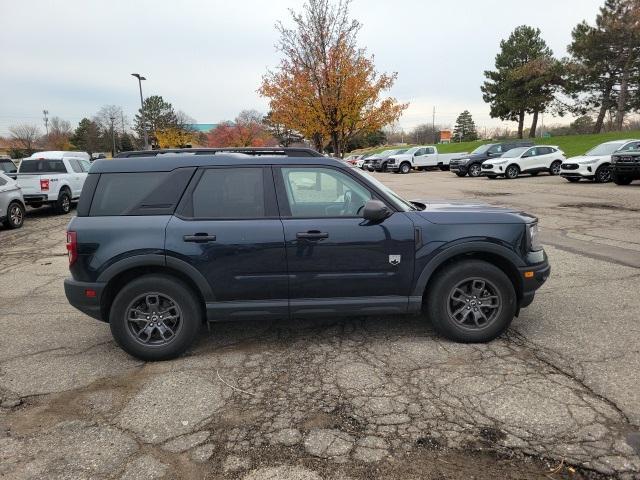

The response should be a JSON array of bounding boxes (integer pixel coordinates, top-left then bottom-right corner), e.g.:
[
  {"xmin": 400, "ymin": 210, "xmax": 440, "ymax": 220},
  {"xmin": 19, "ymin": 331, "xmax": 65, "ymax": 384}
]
[
  {"xmin": 131, "ymin": 73, "xmax": 149, "ymax": 150},
  {"xmin": 43, "ymin": 110, "xmax": 49, "ymax": 136},
  {"xmin": 109, "ymin": 116, "xmax": 116, "ymax": 157},
  {"xmin": 432, "ymin": 106, "xmax": 436, "ymax": 144}
]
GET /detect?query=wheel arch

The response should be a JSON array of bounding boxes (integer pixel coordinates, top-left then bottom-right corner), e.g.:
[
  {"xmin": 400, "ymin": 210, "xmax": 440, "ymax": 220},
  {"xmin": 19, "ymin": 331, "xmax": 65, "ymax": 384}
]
[
  {"xmin": 414, "ymin": 242, "xmax": 524, "ymax": 304},
  {"xmin": 97, "ymin": 256, "xmax": 213, "ymax": 323}
]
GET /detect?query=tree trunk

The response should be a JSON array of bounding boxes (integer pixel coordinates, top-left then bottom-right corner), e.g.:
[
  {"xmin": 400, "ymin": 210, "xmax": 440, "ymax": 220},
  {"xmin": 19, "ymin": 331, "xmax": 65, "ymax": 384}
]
[
  {"xmin": 312, "ymin": 133, "xmax": 323, "ymax": 153},
  {"xmin": 615, "ymin": 65, "xmax": 630, "ymax": 131},
  {"xmin": 529, "ymin": 111, "xmax": 539, "ymax": 138},
  {"xmin": 331, "ymin": 131, "xmax": 340, "ymax": 158},
  {"xmin": 517, "ymin": 111, "xmax": 525, "ymax": 139},
  {"xmin": 594, "ymin": 83, "xmax": 613, "ymax": 134}
]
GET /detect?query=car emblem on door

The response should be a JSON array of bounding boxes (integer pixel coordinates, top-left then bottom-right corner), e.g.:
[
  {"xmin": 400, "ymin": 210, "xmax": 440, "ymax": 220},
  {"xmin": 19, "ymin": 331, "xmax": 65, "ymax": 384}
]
[{"xmin": 389, "ymin": 255, "xmax": 401, "ymax": 266}]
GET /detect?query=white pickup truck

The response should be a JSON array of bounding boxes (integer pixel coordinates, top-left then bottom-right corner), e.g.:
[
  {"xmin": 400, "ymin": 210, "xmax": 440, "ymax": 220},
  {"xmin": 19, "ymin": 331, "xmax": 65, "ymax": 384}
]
[
  {"xmin": 386, "ymin": 146, "xmax": 468, "ymax": 174},
  {"xmin": 16, "ymin": 151, "xmax": 91, "ymax": 214}
]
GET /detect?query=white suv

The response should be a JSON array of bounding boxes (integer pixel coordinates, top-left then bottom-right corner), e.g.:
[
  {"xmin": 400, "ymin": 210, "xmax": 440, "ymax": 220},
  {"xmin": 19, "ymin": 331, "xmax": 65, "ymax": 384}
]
[
  {"xmin": 481, "ymin": 145, "xmax": 566, "ymax": 179},
  {"xmin": 560, "ymin": 139, "xmax": 640, "ymax": 183}
]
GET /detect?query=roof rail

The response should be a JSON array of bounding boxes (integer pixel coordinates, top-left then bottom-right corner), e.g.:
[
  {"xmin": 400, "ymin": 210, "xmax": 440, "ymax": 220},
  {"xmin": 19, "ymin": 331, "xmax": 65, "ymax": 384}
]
[{"xmin": 115, "ymin": 147, "xmax": 323, "ymax": 158}]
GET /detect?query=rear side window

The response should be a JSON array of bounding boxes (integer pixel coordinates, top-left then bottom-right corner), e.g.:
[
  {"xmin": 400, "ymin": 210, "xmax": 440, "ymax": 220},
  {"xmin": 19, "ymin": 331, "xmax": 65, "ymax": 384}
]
[
  {"xmin": 20, "ymin": 159, "xmax": 66, "ymax": 173},
  {"xmin": 89, "ymin": 168, "xmax": 194, "ymax": 216},
  {"xmin": 69, "ymin": 159, "xmax": 83, "ymax": 173},
  {"xmin": 189, "ymin": 167, "xmax": 266, "ymax": 219}
]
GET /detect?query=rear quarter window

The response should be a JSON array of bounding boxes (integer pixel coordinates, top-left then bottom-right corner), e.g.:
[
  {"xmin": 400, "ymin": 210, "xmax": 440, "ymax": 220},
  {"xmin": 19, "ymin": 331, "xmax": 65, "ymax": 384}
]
[{"xmin": 88, "ymin": 168, "xmax": 195, "ymax": 216}]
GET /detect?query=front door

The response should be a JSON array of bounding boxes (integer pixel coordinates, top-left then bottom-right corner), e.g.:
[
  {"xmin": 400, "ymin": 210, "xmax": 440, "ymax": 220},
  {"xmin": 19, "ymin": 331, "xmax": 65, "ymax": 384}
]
[
  {"xmin": 165, "ymin": 166, "xmax": 288, "ymax": 321},
  {"xmin": 274, "ymin": 165, "xmax": 415, "ymax": 317}
]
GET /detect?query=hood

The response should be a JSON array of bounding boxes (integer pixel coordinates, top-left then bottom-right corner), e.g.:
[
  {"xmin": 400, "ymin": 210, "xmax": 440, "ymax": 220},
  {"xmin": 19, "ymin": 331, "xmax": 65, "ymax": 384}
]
[
  {"xmin": 411, "ymin": 199, "xmax": 536, "ymax": 224},
  {"xmin": 388, "ymin": 153, "xmax": 412, "ymax": 160},
  {"xmin": 565, "ymin": 155, "xmax": 608, "ymax": 163}
]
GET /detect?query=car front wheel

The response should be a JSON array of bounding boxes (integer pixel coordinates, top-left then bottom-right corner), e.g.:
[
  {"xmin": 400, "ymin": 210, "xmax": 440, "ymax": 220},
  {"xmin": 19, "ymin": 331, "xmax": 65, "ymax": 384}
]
[
  {"xmin": 505, "ymin": 165, "xmax": 520, "ymax": 179},
  {"xmin": 399, "ymin": 162, "xmax": 411, "ymax": 174},
  {"xmin": 468, "ymin": 164, "xmax": 482, "ymax": 177},
  {"xmin": 425, "ymin": 260, "xmax": 516, "ymax": 343},
  {"xmin": 594, "ymin": 165, "xmax": 611, "ymax": 183},
  {"xmin": 109, "ymin": 274, "xmax": 202, "ymax": 361},
  {"xmin": 613, "ymin": 174, "xmax": 633, "ymax": 186}
]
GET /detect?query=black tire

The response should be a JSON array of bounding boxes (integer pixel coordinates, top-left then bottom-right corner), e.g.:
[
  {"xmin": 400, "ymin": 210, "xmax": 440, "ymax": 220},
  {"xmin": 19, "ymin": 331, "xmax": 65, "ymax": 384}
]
[
  {"xmin": 4, "ymin": 201, "xmax": 25, "ymax": 229},
  {"xmin": 565, "ymin": 177, "xmax": 580, "ymax": 183},
  {"xmin": 613, "ymin": 174, "xmax": 633, "ymax": 186},
  {"xmin": 55, "ymin": 189, "xmax": 72, "ymax": 214},
  {"xmin": 109, "ymin": 274, "xmax": 202, "ymax": 361},
  {"xmin": 594, "ymin": 165, "xmax": 611, "ymax": 183},
  {"xmin": 425, "ymin": 260, "xmax": 516, "ymax": 343},
  {"xmin": 468, "ymin": 163, "xmax": 482, "ymax": 177},
  {"xmin": 549, "ymin": 160, "xmax": 562, "ymax": 176},
  {"xmin": 455, "ymin": 172, "xmax": 466, "ymax": 177},
  {"xmin": 399, "ymin": 162, "xmax": 411, "ymax": 174},
  {"xmin": 505, "ymin": 164, "xmax": 520, "ymax": 179},
  {"xmin": 380, "ymin": 162, "xmax": 388, "ymax": 172}
]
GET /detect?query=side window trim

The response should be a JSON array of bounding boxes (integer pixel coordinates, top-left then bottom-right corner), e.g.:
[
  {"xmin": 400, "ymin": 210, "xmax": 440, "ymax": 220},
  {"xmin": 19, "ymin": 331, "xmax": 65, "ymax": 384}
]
[{"xmin": 176, "ymin": 165, "xmax": 279, "ymax": 220}]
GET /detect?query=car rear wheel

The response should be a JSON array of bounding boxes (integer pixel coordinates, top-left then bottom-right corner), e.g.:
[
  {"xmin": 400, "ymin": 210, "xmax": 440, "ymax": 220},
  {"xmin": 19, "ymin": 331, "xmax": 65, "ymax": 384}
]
[
  {"xmin": 468, "ymin": 164, "xmax": 482, "ymax": 177},
  {"xmin": 425, "ymin": 260, "xmax": 516, "ymax": 342},
  {"xmin": 4, "ymin": 201, "xmax": 25, "ymax": 229},
  {"xmin": 399, "ymin": 162, "xmax": 411, "ymax": 174},
  {"xmin": 549, "ymin": 160, "xmax": 562, "ymax": 176},
  {"xmin": 505, "ymin": 164, "xmax": 520, "ymax": 179},
  {"xmin": 55, "ymin": 189, "xmax": 72, "ymax": 214},
  {"xmin": 594, "ymin": 165, "xmax": 611, "ymax": 183},
  {"xmin": 613, "ymin": 174, "xmax": 633, "ymax": 186},
  {"xmin": 109, "ymin": 274, "xmax": 202, "ymax": 361}
]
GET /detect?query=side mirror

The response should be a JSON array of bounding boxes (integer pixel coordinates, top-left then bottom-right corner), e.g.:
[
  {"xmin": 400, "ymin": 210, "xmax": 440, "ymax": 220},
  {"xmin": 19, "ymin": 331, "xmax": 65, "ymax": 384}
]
[{"xmin": 362, "ymin": 199, "xmax": 391, "ymax": 222}]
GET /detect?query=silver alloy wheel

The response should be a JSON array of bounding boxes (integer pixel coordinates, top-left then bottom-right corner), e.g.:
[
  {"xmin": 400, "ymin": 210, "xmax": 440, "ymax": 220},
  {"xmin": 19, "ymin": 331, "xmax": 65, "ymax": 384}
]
[
  {"xmin": 400, "ymin": 162, "xmax": 411, "ymax": 174},
  {"xmin": 126, "ymin": 293, "xmax": 183, "ymax": 346},
  {"xmin": 9, "ymin": 204, "xmax": 23, "ymax": 227},
  {"xmin": 447, "ymin": 277, "xmax": 502, "ymax": 330},
  {"xmin": 506, "ymin": 165, "xmax": 519, "ymax": 179},
  {"xmin": 62, "ymin": 194, "xmax": 71, "ymax": 212},
  {"xmin": 550, "ymin": 161, "xmax": 562, "ymax": 175},
  {"xmin": 469, "ymin": 164, "xmax": 481, "ymax": 177}
]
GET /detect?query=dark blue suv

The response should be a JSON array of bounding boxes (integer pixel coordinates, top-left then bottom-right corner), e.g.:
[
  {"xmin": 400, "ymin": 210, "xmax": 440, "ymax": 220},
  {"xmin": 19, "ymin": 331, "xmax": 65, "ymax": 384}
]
[{"xmin": 64, "ymin": 152, "xmax": 550, "ymax": 360}]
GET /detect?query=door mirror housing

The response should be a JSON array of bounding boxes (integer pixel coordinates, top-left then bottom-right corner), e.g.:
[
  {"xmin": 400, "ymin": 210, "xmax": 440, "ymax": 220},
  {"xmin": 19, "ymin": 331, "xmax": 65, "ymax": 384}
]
[{"xmin": 362, "ymin": 199, "xmax": 391, "ymax": 222}]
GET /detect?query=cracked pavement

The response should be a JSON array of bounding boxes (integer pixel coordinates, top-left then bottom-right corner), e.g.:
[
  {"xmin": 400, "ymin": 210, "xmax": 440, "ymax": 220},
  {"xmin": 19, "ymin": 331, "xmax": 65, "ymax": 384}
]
[{"xmin": 1, "ymin": 173, "xmax": 639, "ymax": 479}]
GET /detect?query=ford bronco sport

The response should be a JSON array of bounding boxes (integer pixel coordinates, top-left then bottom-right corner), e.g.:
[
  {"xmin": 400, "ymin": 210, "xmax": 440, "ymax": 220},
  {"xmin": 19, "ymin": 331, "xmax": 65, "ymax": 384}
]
[{"xmin": 64, "ymin": 151, "xmax": 550, "ymax": 361}]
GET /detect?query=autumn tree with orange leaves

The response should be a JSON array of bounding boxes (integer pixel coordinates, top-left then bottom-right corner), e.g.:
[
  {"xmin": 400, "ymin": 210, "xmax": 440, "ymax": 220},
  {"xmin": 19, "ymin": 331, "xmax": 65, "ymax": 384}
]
[
  {"xmin": 207, "ymin": 110, "xmax": 276, "ymax": 147},
  {"xmin": 259, "ymin": 0, "xmax": 407, "ymax": 157}
]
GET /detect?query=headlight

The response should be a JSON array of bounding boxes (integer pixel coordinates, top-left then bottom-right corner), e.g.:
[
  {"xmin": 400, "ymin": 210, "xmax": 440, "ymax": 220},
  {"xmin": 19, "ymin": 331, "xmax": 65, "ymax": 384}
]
[
  {"xmin": 578, "ymin": 158, "xmax": 598, "ymax": 165},
  {"xmin": 527, "ymin": 223, "xmax": 542, "ymax": 251}
]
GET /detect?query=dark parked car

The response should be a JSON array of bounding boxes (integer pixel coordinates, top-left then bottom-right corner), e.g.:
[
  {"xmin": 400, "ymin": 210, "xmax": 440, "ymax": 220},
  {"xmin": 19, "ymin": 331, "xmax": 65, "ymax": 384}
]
[
  {"xmin": 64, "ymin": 152, "xmax": 550, "ymax": 361},
  {"xmin": 449, "ymin": 141, "xmax": 534, "ymax": 177},
  {"xmin": 611, "ymin": 147, "xmax": 640, "ymax": 185}
]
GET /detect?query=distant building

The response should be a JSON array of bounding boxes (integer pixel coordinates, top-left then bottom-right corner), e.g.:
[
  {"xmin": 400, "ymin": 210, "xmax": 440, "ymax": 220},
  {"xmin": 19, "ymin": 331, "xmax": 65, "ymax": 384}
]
[
  {"xmin": 439, "ymin": 130, "xmax": 452, "ymax": 143},
  {"xmin": 187, "ymin": 124, "xmax": 218, "ymax": 133}
]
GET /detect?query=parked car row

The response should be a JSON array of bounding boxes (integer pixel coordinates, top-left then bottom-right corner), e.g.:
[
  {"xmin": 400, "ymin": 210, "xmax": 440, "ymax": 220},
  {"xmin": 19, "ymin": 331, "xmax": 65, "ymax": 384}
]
[
  {"xmin": 347, "ymin": 138, "xmax": 640, "ymax": 185},
  {"xmin": 0, "ymin": 151, "xmax": 91, "ymax": 230}
]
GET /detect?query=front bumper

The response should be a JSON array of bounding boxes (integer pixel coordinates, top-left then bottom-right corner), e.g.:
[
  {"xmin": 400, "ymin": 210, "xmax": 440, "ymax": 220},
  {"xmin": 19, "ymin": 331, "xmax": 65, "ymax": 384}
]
[
  {"xmin": 64, "ymin": 278, "xmax": 107, "ymax": 321},
  {"xmin": 518, "ymin": 252, "xmax": 551, "ymax": 308},
  {"xmin": 481, "ymin": 163, "xmax": 506, "ymax": 176},
  {"xmin": 560, "ymin": 163, "xmax": 595, "ymax": 179},
  {"xmin": 449, "ymin": 161, "xmax": 468, "ymax": 173}
]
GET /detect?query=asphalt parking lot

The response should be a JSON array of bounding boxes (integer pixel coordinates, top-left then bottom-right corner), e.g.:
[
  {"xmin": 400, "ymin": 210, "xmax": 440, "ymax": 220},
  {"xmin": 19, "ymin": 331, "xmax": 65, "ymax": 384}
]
[{"xmin": 1, "ymin": 171, "xmax": 639, "ymax": 480}]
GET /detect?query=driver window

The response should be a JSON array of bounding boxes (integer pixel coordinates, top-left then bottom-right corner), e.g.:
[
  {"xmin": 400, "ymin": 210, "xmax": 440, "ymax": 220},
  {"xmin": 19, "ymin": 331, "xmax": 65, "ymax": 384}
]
[
  {"xmin": 281, "ymin": 167, "xmax": 372, "ymax": 218},
  {"xmin": 525, "ymin": 148, "xmax": 537, "ymax": 157},
  {"xmin": 488, "ymin": 145, "xmax": 502, "ymax": 154}
]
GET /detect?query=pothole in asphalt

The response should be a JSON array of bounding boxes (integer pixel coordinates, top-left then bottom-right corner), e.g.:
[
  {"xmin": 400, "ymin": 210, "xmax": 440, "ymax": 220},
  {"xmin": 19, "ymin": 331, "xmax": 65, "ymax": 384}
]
[
  {"xmin": 415, "ymin": 435, "xmax": 443, "ymax": 450},
  {"xmin": 558, "ymin": 202, "xmax": 640, "ymax": 212}
]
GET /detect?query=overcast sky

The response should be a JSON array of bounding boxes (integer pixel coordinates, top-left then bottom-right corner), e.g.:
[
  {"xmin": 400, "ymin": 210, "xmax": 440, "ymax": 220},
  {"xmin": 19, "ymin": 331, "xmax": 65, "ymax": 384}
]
[{"xmin": 0, "ymin": 0, "xmax": 605, "ymax": 136}]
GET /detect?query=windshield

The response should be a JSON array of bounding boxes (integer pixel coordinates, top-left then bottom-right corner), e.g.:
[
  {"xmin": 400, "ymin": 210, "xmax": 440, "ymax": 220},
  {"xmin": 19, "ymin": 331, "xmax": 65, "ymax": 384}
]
[
  {"xmin": 379, "ymin": 149, "xmax": 399, "ymax": 158},
  {"xmin": 403, "ymin": 147, "xmax": 419, "ymax": 155},
  {"xmin": 501, "ymin": 147, "xmax": 528, "ymax": 158},
  {"xmin": 585, "ymin": 142, "xmax": 627, "ymax": 156},
  {"xmin": 351, "ymin": 167, "xmax": 416, "ymax": 211},
  {"xmin": 470, "ymin": 144, "xmax": 492, "ymax": 155},
  {"xmin": 0, "ymin": 160, "xmax": 17, "ymax": 173}
]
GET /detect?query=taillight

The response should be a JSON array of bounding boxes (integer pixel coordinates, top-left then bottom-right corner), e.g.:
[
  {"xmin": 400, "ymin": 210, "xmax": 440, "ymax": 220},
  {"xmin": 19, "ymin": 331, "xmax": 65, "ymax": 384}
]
[
  {"xmin": 66, "ymin": 231, "xmax": 77, "ymax": 266},
  {"xmin": 40, "ymin": 179, "xmax": 50, "ymax": 191}
]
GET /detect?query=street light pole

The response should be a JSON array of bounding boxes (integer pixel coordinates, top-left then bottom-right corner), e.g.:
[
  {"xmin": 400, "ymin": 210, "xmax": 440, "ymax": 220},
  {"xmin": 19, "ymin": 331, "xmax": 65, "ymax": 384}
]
[
  {"xmin": 131, "ymin": 73, "xmax": 149, "ymax": 150},
  {"xmin": 109, "ymin": 115, "xmax": 116, "ymax": 157}
]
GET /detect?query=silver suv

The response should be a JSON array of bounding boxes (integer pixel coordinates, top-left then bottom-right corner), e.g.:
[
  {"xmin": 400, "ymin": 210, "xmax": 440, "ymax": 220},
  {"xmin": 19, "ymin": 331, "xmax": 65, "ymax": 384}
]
[{"xmin": 0, "ymin": 172, "xmax": 25, "ymax": 229}]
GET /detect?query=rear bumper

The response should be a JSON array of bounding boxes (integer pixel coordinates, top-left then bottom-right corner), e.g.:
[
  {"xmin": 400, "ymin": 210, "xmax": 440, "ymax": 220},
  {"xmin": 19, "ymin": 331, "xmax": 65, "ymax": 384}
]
[
  {"xmin": 23, "ymin": 194, "xmax": 49, "ymax": 204},
  {"xmin": 518, "ymin": 256, "xmax": 551, "ymax": 308},
  {"xmin": 64, "ymin": 278, "xmax": 106, "ymax": 321}
]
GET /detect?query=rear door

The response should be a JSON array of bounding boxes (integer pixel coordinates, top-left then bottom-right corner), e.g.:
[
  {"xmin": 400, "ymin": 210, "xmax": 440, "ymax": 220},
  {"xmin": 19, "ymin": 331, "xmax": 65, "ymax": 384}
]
[
  {"xmin": 274, "ymin": 165, "xmax": 415, "ymax": 317},
  {"xmin": 165, "ymin": 166, "xmax": 289, "ymax": 321},
  {"xmin": 67, "ymin": 159, "xmax": 86, "ymax": 198}
]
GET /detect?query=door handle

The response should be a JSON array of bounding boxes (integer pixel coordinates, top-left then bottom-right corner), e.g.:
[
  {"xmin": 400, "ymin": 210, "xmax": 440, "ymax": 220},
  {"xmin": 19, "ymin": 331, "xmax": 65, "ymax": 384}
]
[
  {"xmin": 183, "ymin": 233, "xmax": 217, "ymax": 243},
  {"xmin": 296, "ymin": 231, "xmax": 329, "ymax": 240}
]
